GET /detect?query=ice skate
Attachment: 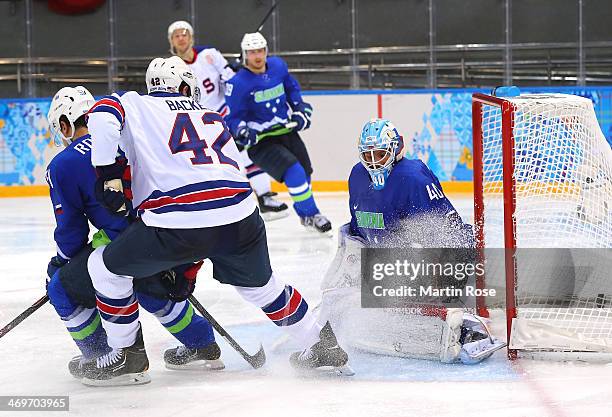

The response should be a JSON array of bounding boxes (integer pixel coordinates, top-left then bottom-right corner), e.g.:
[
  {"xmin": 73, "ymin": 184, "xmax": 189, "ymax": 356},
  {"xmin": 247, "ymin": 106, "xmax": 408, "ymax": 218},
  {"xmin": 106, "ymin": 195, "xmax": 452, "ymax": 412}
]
[
  {"xmin": 258, "ymin": 192, "xmax": 289, "ymax": 221},
  {"xmin": 300, "ymin": 213, "xmax": 332, "ymax": 234},
  {"xmin": 68, "ymin": 355, "xmax": 89, "ymax": 379},
  {"xmin": 164, "ymin": 341, "xmax": 225, "ymax": 370},
  {"xmin": 290, "ymin": 322, "xmax": 354, "ymax": 376},
  {"xmin": 80, "ymin": 325, "xmax": 150, "ymax": 386}
]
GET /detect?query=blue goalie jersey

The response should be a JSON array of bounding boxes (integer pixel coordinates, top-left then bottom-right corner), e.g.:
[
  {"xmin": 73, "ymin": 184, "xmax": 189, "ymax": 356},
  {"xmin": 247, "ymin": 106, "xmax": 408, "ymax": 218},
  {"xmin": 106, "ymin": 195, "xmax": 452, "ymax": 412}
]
[
  {"xmin": 348, "ymin": 158, "xmax": 474, "ymax": 247},
  {"xmin": 45, "ymin": 134, "xmax": 128, "ymax": 260},
  {"xmin": 224, "ymin": 56, "xmax": 304, "ymax": 136}
]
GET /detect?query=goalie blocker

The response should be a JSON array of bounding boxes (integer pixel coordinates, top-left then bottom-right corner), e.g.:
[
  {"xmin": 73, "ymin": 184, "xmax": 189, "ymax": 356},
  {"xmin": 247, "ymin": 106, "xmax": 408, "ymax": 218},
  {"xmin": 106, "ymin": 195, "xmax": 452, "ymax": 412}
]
[{"xmin": 318, "ymin": 224, "xmax": 505, "ymax": 364}]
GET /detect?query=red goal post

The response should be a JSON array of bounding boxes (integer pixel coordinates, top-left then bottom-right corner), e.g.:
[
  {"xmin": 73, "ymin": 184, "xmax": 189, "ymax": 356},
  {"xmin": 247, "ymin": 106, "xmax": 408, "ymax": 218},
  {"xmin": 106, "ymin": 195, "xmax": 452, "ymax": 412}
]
[{"xmin": 472, "ymin": 93, "xmax": 518, "ymax": 358}]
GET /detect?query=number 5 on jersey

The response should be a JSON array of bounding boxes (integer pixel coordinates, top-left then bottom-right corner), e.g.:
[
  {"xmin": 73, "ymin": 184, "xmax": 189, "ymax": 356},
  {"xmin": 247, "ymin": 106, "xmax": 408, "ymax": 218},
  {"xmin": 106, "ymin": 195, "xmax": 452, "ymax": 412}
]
[{"xmin": 168, "ymin": 112, "xmax": 239, "ymax": 170}]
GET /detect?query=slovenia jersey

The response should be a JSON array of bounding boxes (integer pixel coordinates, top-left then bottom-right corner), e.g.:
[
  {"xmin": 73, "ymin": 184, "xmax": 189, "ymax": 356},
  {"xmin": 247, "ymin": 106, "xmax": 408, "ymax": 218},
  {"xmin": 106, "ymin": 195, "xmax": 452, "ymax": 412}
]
[
  {"xmin": 224, "ymin": 56, "xmax": 304, "ymax": 136},
  {"xmin": 87, "ymin": 92, "xmax": 255, "ymax": 229},
  {"xmin": 348, "ymin": 158, "xmax": 474, "ymax": 246},
  {"xmin": 184, "ymin": 46, "xmax": 235, "ymax": 115},
  {"xmin": 45, "ymin": 134, "xmax": 128, "ymax": 260}
]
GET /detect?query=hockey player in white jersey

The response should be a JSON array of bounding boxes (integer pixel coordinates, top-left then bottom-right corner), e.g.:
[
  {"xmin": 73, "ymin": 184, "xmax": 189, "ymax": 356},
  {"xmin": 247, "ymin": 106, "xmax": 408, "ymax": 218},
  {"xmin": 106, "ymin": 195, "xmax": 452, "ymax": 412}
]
[
  {"xmin": 167, "ymin": 20, "xmax": 288, "ymax": 219},
  {"xmin": 82, "ymin": 56, "xmax": 351, "ymax": 386}
]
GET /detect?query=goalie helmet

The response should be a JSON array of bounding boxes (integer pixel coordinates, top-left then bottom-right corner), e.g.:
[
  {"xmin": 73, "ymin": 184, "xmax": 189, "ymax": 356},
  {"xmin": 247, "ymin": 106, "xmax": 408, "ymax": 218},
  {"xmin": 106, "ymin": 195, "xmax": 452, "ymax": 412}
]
[
  {"xmin": 167, "ymin": 20, "xmax": 194, "ymax": 54},
  {"xmin": 358, "ymin": 118, "xmax": 405, "ymax": 190},
  {"xmin": 240, "ymin": 32, "xmax": 267, "ymax": 64},
  {"xmin": 146, "ymin": 56, "xmax": 200, "ymax": 102},
  {"xmin": 47, "ymin": 86, "xmax": 95, "ymax": 147}
]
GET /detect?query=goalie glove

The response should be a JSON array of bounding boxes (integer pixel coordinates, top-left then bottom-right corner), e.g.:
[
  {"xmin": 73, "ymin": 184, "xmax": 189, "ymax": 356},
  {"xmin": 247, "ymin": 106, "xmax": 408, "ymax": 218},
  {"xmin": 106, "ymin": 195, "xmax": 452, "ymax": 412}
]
[
  {"xmin": 161, "ymin": 261, "xmax": 204, "ymax": 302},
  {"xmin": 290, "ymin": 102, "xmax": 313, "ymax": 132},
  {"xmin": 94, "ymin": 157, "xmax": 133, "ymax": 216}
]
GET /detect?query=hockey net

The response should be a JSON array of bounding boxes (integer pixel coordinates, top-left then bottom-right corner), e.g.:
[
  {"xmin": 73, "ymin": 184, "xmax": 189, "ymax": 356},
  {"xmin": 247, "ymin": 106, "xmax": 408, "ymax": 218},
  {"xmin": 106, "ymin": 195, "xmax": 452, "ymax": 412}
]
[{"xmin": 473, "ymin": 92, "xmax": 612, "ymax": 360}]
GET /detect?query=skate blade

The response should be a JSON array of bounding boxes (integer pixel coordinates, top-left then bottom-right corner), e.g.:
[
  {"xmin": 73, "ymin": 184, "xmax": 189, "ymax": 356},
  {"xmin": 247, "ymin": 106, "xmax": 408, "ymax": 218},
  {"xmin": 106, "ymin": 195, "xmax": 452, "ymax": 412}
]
[
  {"xmin": 302, "ymin": 225, "xmax": 334, "ymax": 237},
  {"xmin": 165, "ymin": 359, "xmax": 225, "ymax": 371},
  {"xmin": 295, "ymin": 363, "xmax": 355, "ymax": 377},
  {"xmin": 81, "ymin": 371, "xmax": 151, "ymax": 387},
  {"xmin": 261, "ymin": 210, "xmax": 290, "ymax": 222}
]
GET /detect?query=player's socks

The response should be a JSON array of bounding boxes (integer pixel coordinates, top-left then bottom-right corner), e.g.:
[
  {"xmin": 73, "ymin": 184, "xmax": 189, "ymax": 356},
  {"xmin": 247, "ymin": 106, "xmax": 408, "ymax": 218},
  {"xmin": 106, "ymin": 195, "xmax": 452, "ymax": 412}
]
[
  {"xmin": 88, "ymin": 246, "xmax": 140, "ymax": 349},
  {"xmin": 283, "ymin": 162, "xmax": 319, "ymax": 217},
  {"xmin": 245, "ymin": 162, "xmax": 270, "ymax": 195},
  {"xmin": 47, "ymin": 274, "xmax": 111, "ymax": 360},
  {"xmin": 137, "ymin": 293, "xmax": 216, "ymax": 350},
  {"xmin": 260, "ymin": 284, "xmax": 323, "ymax": 349}
]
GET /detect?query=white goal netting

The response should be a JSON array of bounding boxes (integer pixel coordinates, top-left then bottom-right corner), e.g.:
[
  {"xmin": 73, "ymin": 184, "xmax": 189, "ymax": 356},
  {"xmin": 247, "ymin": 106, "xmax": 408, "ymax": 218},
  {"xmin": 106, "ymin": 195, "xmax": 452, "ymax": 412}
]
[{"xmin": 477, "ymin": 93, "xmax": 612, "ymax": 352}]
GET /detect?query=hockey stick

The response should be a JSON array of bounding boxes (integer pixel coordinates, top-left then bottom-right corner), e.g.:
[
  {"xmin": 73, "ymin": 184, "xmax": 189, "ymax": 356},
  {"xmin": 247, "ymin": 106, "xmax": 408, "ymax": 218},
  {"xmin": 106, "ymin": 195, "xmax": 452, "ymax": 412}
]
[
  {"xmin": 0, "ymin": 294, "xmax": 49, "ymax": 339},
  {"xmin": 256, "ymin": 0, "xmax": 280, "ymax": 32},
  {"xmin": 188, "ymin": 294, "xmax": 266, "ymax": 369},
  {"xmin": 242, "ymin": 121, "xmax": 297, "ymax": 150},
  {"xmin": 231, "ymin": 1, "xmax": 282, "ymax": 70}
]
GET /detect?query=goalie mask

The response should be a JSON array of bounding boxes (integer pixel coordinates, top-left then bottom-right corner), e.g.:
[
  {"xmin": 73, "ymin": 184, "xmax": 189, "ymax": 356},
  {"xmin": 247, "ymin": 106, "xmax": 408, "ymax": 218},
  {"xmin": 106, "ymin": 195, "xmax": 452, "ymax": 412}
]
[
  {"xmin": 47, "ymin": 86, "xmax": 95, "ymax": 147},
  {"xmin": 146, "ymin": 56, "xmax": 200, "ymax": 102},
  {"xmin": 358, "ymin": 118, "xmax": 405, "ymax": 190}
]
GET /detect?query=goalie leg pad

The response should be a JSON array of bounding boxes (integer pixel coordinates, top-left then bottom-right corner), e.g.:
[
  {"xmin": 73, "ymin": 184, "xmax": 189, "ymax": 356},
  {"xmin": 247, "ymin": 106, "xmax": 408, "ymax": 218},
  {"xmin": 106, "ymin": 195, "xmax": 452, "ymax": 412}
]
[{"xmin": 439, "ymin": 308, "xmax": 464, "ymax": 363}]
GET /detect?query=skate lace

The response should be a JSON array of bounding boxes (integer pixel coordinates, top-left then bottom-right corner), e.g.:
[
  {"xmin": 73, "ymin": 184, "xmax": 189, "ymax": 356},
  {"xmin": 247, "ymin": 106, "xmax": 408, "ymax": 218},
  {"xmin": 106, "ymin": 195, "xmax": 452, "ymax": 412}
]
[
  {"xmin": 175, "ymin": 345, "xmax": 191, "ymax": 357},
  {"xmin": 263, "ymin": 196, "xmax": 283, "ymax": 207},
  {"xmin": 96, "ymin": 349, "xmax": 123, "ymax": 368},
  {"xmin": 313, "ymin": 214, "xmax": 329, "ymax": 227},
  {"xmin": 297, "ymin": 348, "xmax": 315, "ymax": 361}
]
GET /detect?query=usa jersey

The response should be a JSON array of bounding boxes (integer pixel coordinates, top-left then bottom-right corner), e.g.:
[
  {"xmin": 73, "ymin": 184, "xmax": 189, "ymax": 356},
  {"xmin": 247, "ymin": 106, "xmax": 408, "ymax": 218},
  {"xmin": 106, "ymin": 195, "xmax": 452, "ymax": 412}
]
[
  {"xmin": 45, "ymin": 134, "xmax": 128, "ymax": 260},
  {"xmin": 88, "ymin": 93, "xmax": 255, "ymax": 229},
  {"xmin": 184, "ymin": 46, "xmax": 235, "ymax": 115},
  {"xmin": 224, "ymin": 56, "xmax": 304, "ymax": 136},
  {"xmin": 348, "ymin": 158, "xmax": 473, "ymax": 246}
]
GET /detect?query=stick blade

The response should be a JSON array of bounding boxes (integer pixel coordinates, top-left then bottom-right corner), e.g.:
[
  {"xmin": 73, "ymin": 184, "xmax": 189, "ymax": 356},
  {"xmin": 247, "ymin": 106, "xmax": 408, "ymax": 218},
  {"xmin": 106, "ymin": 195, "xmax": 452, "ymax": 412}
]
[{"xmin": 247, "ymin": 344, "xmax": 266, "ymax": 369}]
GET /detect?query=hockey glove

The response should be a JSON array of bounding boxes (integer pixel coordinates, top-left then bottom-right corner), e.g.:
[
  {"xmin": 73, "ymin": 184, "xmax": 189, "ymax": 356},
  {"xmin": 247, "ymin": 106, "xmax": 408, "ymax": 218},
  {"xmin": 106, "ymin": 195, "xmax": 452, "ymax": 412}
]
[
  {"xmin": 290, "ymin": 102, "xmax": 313, "ymax": 132},
  {"xmin": 235, "ymin": 127, "xmax": 258, "ymax": 148},
  {"xmin": 161, "ymin": 261, "xmax": 204, "ymax": 302},
  {"xmin": 94, "ymin": 157, "xmax": 133, "ymax": 216},
  {"xmin": 46, "ymin": 255, "xmax": 67, "ymax": 287}
]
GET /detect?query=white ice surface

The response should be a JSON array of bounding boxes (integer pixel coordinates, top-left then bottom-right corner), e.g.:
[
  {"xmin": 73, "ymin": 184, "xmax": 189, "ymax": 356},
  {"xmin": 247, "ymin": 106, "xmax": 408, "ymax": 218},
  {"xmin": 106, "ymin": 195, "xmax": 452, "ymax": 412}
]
[{"xmin": 1, "ymin": 194, "xmax": 611, "ymax": 417}]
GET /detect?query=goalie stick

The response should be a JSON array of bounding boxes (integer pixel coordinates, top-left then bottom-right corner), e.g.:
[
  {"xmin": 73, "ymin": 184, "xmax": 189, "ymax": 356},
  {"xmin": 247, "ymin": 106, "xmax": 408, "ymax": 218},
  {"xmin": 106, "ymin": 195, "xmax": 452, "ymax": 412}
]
[
  {"xmin": 0, "ymin": 294, "xmax": 49, "ymax": 339},
  {"xmin": 188, "ymin": 294, "xmax": 266, "ymax": 369}
]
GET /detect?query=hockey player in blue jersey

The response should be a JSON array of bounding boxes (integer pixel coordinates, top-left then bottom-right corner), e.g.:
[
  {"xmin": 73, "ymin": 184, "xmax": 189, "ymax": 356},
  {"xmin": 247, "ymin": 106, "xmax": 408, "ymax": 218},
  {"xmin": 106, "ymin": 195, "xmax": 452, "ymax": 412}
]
[
  {"xmin": 224, "ymin": 32, "xmax": 332, "ymax": 233},
  {"xmin": 350, "ymin": 118, "xmax": 475, "ymax": 247},
  {"xmin": 45, "ymin": 86, "xmax": 223, "ymax": 380},
  {"xmin": 167, "ymin": 20, "xmax": 288, "ymax": 219},
  {"xmin": 318, "ymin": 118, "xmax": 504, "ymax": 364}
]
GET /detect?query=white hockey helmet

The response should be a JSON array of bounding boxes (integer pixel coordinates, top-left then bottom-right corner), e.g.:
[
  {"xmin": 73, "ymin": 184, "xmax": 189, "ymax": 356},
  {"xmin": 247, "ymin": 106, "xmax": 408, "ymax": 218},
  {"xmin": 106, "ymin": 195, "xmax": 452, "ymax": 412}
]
[
  {"xmin": 167, "ymin": 20, "xmax": 194, "ymax": 54},
  {"xmin": 241, "ymin": 32, "xmax": 268, "ymax": 64},
  {"xmin": 146, "ymin": 56, "xmax": 200, "ymax": 102},
  {"xmin": 47, "ymin": 86, "xmax": 95, "ymax": 147}
]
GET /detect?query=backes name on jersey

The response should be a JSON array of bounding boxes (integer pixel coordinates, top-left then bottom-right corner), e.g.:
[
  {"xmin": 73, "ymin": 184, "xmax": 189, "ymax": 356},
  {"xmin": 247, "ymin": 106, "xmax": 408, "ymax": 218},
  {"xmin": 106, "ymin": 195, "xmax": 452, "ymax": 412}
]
[{"xmin": 165, "ymin": 99, "xmax": 206, "ymax": 112}]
